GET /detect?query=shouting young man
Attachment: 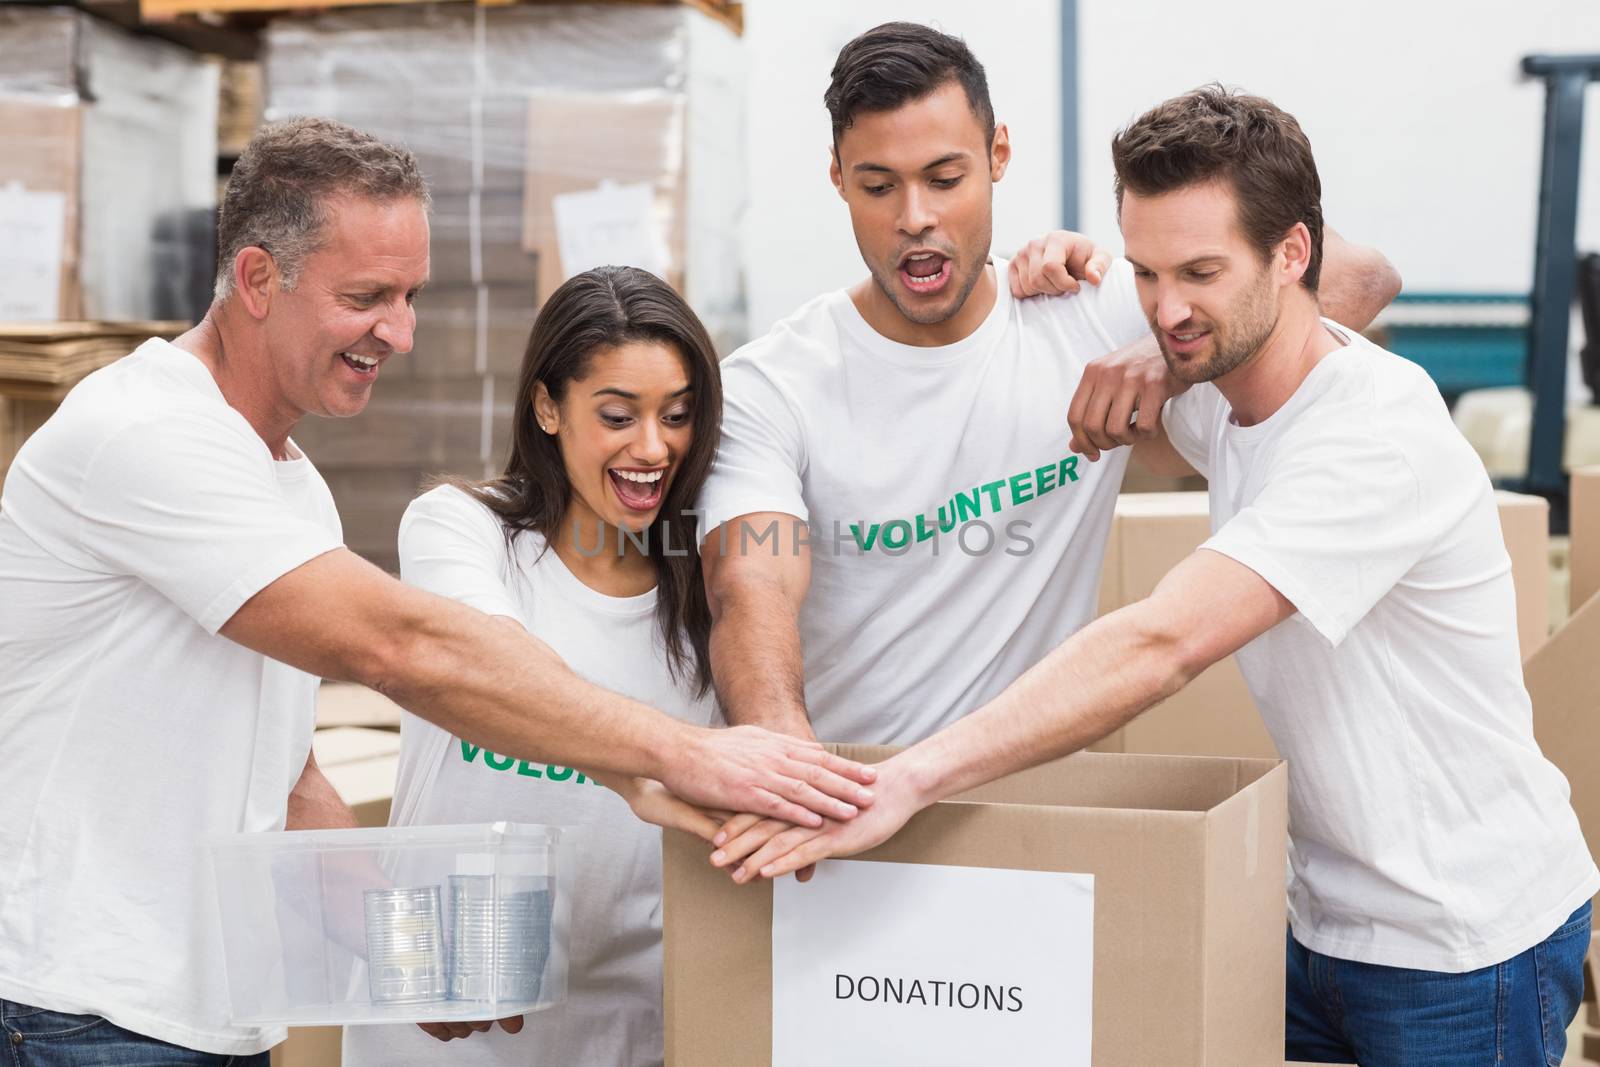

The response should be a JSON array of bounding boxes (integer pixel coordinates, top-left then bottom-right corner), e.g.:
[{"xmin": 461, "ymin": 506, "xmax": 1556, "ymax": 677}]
[{"xmin": 697, "ymin": 23, "xmax": 1397, "ymax": 773}]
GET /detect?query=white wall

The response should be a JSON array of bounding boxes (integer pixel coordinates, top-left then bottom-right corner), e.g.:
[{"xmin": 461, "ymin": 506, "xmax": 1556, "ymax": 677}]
[
  {"xmin": 1078, "ymin": 0, "xmax": 1600, "ymax": 294},
  {"xmin": 741, "ymin": 1, "xmax": 1062, "ymax": 335},
  {"xmin": 743, "ymin": 1, "xmax": 1600, "ymax": 338}
]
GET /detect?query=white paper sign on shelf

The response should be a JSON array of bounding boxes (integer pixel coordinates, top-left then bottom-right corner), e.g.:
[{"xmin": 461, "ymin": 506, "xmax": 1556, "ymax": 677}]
[
  {"xmin": 0, "ymin": 182, "xmax": 67, "ymax": 321},
  {"xmin": 550, "ymin": 181, "xmax": 667, "ymax": 283},
  {"xmin": 771, "ymin": 860, "xmax": 1094, "ymax": 1066}
]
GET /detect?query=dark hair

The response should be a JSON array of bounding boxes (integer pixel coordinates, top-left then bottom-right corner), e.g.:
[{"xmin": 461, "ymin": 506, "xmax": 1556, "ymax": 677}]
[
  {"xmin": 448, "ymin": 266, "xmax": 722, "ymax": 696},
  {"xmin": 1112, "ymin": 85, "xmax": 1324, "ymax": 291},
  {"xmin": 824, "ymin": 22, "xmax": 995, "ymax": 150},
  {"xmin": 216, "ymin": 116, "xmax": 429, "ymax": 301}
]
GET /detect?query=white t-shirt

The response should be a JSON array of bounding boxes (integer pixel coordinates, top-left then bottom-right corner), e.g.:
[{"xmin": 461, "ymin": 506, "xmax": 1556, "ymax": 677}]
[
  {"xmin": 342, "ymin": 486, "xmax": 716, "ymax": 1067},
  {"xmin": 0, "ymin": 339, "xmax": 344, "ymax": 1054},
  {"xmin": 1163, "ymin": 323, "xmax": 1599, "ymax": 972},
  {"xmin": 697, "ymin": 260, "xmax": 1150, "ymax": 744}
]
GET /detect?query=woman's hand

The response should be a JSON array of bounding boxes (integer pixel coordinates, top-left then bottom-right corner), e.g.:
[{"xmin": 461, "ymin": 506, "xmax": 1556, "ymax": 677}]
[{"xmin": 602, "ymin": 774, "xmax": 726, "ymax": 842}]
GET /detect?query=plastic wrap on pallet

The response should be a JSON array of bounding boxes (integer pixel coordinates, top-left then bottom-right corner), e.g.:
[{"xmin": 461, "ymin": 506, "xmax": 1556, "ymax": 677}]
[
  {"xmin": 262, "ymin": 4, "xmax": 746, "ymax": 570},
  {"xmin": 267, "ymin": 5, "xmax": 689, "ymax": 193},
  {"xmin": 0, "ymin": 7, "xmax": 217, "ymax": 323},
  {"xmin": 264, "ymin": 3, "xmax": 745, "ymax": 339}
]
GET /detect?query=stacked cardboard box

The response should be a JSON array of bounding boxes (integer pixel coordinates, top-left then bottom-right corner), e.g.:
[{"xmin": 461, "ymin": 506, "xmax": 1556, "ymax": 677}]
[
  {"xmin": 1526, "ymin": 478, "xmax": 1600, "ymax": 1067},
  {"xmin": 315, "ymin": 682, "xmax": 404, "ymax": 731},
  {"xmin": 216, "ymin": 59, "xmax": 263, "ymax": 159},
  {"xmin": 263, "ymin": 3, "xmax": 745, "ymax": 572},
  {"xmin": 0, "ymin": 8, "xmax": 217, "ymax": 324},
  {"xmin": 1571, "ymin": 469, "xmax": 1600, "ymax": 1056},
  {"xmin": 1091, "ymin": 490, "xmax": 1551, "ymax": 759},
  {"xmin": 1572, "ymin": 466, "xmax": 1600, "ymax": 612},
  {"xmin": 1529, "ymin": 475, "xmax": 1600, "ymax": 904}
]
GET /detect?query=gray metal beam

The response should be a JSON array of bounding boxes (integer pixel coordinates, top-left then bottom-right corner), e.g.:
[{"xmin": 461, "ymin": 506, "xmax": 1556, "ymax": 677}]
[
  {"xmin": 1060, "ymin": 0, "xmax": 1078, "ymax": 231},
  {"xmin": 1521, "ymin": 54, "xmax": 1600, "ymax": 526}
]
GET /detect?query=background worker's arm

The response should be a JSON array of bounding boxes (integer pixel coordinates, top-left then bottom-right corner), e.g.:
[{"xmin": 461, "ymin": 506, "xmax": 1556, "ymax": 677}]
[
  {"xmin": 1318, "ymin": 228, "xmax": 1403, "ymax": 332},
  {"xmin": 222, "ymin": 547, "xmax": 874, "ymax": 827},
  {"xmin": 715, "ymin": 549, "xmax": 1295, "ymax": 878},
  {"xmin": 898, "ymin": 549, "xmax": 1294, "ymax": 801},
  {"xmin": 702, "ymin": 513, "xmax": 816, "ymax": 741}
]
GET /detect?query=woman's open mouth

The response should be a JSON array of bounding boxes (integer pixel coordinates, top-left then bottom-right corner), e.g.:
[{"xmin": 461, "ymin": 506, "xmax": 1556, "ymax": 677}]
[{"xmin": 608, "ymin": 467, "xmax": 667, "ymax": 513}]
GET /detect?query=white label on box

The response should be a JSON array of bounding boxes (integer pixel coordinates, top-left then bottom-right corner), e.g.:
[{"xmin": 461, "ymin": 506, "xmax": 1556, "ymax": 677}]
[
  {"xmin": 771, "ymin": 860, "xmax": 1093, "ymax": 1066},
  {"xmin": 0, "ymin": 182, "xmax": 66, "ymax": 321},
  {"xmin": 550, "ymin": 181, "xmax": 667, "ymax": 283}
]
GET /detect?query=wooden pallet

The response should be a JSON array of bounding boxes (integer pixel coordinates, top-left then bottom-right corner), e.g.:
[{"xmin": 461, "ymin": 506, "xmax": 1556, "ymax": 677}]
[
  {"xmin": 0, "ymin": 321, "xmax": 188, "ymax": 403},
  {"xmin": 138, "ymin": 0, "xmax": 743, "ymax": 34}
]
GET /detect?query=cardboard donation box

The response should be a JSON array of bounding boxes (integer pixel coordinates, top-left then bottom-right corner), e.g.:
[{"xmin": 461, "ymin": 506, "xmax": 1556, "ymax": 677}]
[{"xmin": 663, "ymin": 747, "xmax": 1289, "ymax": 1066}]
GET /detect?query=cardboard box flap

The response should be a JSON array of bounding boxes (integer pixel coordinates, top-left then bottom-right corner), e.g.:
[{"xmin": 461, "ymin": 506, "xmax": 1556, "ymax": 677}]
[
  {"xmin": 1205, "ymin": 763, "xmax": 1291, "ymax": 1051},
  {"xmin": 831, "ymin": 744, "xmax": 1280, "ymax": 813}
]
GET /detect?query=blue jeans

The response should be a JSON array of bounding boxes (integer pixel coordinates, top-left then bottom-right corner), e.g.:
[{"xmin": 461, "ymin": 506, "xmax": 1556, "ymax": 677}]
[
  {"xmin": 1286, "ymin": 901, "xmax": 1593, "ymax": 1066},
  {"xmin": 0, "ymin": 1001, "xmax": 269, "ymax": 1067}
]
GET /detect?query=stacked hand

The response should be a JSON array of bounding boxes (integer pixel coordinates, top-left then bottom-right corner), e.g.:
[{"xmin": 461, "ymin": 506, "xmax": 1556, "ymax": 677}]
[
  {"xmin": 706, "ymin": 756, "xmax": 927, "ymax": 883},
  {"xmin": 663, "ymin": 724, "xmax": 878, "ymax": 829}
]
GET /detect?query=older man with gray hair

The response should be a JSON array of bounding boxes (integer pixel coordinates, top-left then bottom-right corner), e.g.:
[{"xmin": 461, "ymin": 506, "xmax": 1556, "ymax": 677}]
[{"xmin": 0, "ymin": 117, "xmax": 875, "ymax": 1064}]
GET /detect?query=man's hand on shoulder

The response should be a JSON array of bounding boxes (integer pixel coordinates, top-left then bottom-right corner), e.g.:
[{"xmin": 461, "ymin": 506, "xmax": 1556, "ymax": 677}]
[
  {"xmin": 1009, "ymin": 230, "xmax": 1114, "ymax": 299},
  {"xmin": 1068, "ymin": 335, "xmax": 1187, "ymax": 462}
]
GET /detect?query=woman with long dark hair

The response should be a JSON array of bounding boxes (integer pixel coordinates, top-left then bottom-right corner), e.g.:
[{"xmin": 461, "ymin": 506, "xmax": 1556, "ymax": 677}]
[{"xmin": 343, "ymin": 266, "xmax": 725, "ymax": 1067}]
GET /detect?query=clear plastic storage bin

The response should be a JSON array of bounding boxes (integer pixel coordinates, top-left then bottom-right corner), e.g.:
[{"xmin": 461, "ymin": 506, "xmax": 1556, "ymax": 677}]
[{"xmin": 209, "ymin": 822, "xmax": 571, "ymax": 1026}]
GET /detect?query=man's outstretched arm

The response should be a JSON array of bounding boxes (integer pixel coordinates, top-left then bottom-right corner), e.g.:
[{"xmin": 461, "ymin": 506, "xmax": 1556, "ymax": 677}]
[
  {"xmin": 702, "ymin": 513, "xmax": 817, "ymax": 741},
  {"xmin": 713, "ymin": 548, "xmax": 1294, "ymax": 879},
  {"xmin": 223, "ymin": 547, "xmax": 874, "ymax": 829}
]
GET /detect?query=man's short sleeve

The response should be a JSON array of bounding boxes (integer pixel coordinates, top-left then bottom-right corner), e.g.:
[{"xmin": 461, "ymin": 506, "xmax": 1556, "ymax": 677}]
[
  {"xmin": 1161, "ymin": 387, "xmax": 1220, "ymax": 478},
  {"xmin": 397, "ymin": 486, "xmax": 522, "ymax": 622},
  {"xmin": 76, "ymin": 415, "xmax": 343, "ymax": 634},
  {"xmin": 695, "ymin": 357, "xmax": 809, "ymax": 534},
  {"xmin": 1201, "ymin": 434, "xmax": 1433, "ymax": 647}
]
